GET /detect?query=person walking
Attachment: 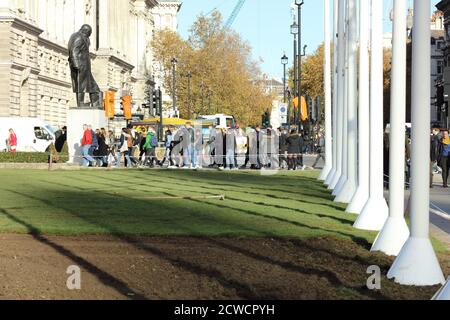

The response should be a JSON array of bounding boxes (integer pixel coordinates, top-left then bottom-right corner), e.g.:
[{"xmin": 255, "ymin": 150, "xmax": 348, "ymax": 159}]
[
  {"xmin": 106, "ymin": 130, "xmax": 118, "ymax": 166},
  {"xmin": 162, "ymin": 128, "xmax": 173, "ymax": 167},
  {"xmin": 55, "ymin": 126, "xmax": 67, "ymax": 152},
  {"xmin": 117, "ymin": 128, "xmax": 131, "ymax": 168},
  {"xmin": 286, "ymin": 129, "xmax": 303, "ymax": 170},
  {"xmin": 430, "ymin": 128, "xmax": 442, "ymax": 188},
  {"xmin": 81, "ymin": 124, "xmax": 95, "ymax": 167},
  {"xmin": 214, "ymin": 128, "xmax": 224, "ymax": 169},
  {"xmin": 194, "ymin": 128, "xmax": 203, "ymax": 169},
  {"xmin": 225, "ymin": 127, "xmax": 237, "ymax": 170},
  {"xmin": 184, "ymin": 122, "xmax": 196, "ymax": 168},
  {"xmin": 143, "ymin": 127, "xmax": 158, "ymax": 168},
  {"xmin": 207, "ymin": 126, "xmax": 217, "ymax": 168},
  {"xmin": 312, "ymin": 132, "xmax": 326, "ymax": 169},
  {"xmin": 279, "ymin": 128, "xmax": 289, "ymax": 169},
  {"xmin": 96, "ymin": 128, "xmax": 109, "ymax": 167},
  {"xmin": 439, "ymin": 130, "xmax": 450, "ymax": 188},
  {"xmin": 8, "ymin": 129, "xmax": 17, "ymax": 153}
]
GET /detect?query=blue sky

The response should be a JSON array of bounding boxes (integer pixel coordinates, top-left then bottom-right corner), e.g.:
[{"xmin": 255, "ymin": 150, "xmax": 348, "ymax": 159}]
[{"xmin": 178, "ymin": 0, "xmax": 441, "ymax": 80}]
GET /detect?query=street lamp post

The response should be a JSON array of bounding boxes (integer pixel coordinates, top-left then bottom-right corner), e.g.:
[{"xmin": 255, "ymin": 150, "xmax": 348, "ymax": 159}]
[
  {"xmin": 185, "ymin": 72, "xmax": 192, "ymax": 119},
  {"xmin": 291, "ymin": 20, "xmax": 299, "ymax": 128},
  {"xmin": 295, "ymin": 0, "xmax": 305, "ymax": 129},
  {"xmin": 171, "ymin": 57, "xmax": 178, "ymax": 114},
  {"xmin": 281, "ymin": 54, "xmax": 289, "ymax": 103}
]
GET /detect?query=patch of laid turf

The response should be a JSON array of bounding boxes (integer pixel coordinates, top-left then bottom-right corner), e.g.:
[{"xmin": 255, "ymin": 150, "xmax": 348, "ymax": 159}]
[{"xmin": 0, "ymin": 169, "xmax": 446, "ymax": 254}]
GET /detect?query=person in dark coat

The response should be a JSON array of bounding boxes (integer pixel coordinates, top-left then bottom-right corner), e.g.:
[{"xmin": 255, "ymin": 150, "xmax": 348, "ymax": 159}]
[
  {"xmin": 439, "ymin": 130, "xmax": 450, "ymax": 188},
  {"xmin": 68, "ymin": 24, "xmax": 101, "ymax": 108},
  {"xmin": 287, "ymin": 129, "xmax": 303, "ymax": 170},
  {"xmin": 279, "ymin": 128, "xmax": 289, "ymax": 169},
  {"xmin": 215, "ymin": 128, "xmax": 224, "ymax": 168},
  {"xmin": 55, "ymin": 126, "xmax": 67, "ymax": 152},
  {"xmin": 96, "ymin": 129, "xmax": 109, "ymax": 167}
]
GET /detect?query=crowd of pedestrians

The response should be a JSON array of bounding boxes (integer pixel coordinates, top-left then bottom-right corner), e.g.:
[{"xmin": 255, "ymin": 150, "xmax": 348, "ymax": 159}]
[{"xmin": 79, "ymin": 123, "xmax": 322, "ymax": 171}]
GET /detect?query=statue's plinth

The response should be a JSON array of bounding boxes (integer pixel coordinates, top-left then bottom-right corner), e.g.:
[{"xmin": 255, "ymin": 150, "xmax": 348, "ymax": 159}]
[{"xmin": 67, "ymin": 107, "xmax": 108, "ymax": 165}]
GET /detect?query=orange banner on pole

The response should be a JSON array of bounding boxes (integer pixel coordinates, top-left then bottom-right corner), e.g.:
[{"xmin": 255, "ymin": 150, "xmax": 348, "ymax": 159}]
[{"xmin": 122, "ymin": 95, "xmax": 132, "ymax": 120}]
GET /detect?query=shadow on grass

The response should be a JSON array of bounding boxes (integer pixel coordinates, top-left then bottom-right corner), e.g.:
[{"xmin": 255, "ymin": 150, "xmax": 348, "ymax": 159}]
[{"xmin": 74, "ymin": 172, "xmax": 354, "ymax": 227}]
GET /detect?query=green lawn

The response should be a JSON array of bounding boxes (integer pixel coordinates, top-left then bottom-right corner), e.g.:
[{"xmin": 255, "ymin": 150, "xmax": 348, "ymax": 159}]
[{"xmin": 0, "ymin": 169, "xmax": 444, "ymax": 252}]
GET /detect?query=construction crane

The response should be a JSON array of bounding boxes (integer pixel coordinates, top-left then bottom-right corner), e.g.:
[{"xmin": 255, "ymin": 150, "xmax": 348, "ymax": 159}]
[{"xmin": 225, "ymin": 0, "xmax": 247, "ymax": 29}]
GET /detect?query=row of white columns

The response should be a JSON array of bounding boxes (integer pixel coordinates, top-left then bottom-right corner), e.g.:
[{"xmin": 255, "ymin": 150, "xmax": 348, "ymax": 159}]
[{"xmin": 321, "ymin": 0, "xmax": 446, "ymax": 286}]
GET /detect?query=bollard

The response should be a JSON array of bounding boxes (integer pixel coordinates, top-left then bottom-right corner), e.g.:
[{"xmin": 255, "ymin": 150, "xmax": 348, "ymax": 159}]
[{"xmin": 49, "ymin": 153, "xmax": 53, "ymax": 171}]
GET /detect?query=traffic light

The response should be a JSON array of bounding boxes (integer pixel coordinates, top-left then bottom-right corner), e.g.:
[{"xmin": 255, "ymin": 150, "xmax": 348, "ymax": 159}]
[
  {"xmin": 152, "ymin": 90, "xmax": 158, "ymax": 116},
  {"xmin": 122, "ymin": 95, "xmax": 132, "ymax": 120},
  {"xmin": 262, "ymin": 111, "xmax": 270, "ymax": 128},
  {"xmin": 104, "ymin": 91, "xmax": 115, "ymax": 119}
]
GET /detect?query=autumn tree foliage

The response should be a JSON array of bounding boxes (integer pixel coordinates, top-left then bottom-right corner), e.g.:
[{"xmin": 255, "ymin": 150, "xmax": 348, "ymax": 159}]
[{"xmin": 151, "ymin": 11, "xmax": 272, "ymax": 126}]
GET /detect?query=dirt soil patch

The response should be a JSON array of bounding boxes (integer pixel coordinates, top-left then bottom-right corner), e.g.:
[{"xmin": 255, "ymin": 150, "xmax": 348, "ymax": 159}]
[{"xmin": 0, "ymin": 234, "xmax": 448, "ymax": 300}]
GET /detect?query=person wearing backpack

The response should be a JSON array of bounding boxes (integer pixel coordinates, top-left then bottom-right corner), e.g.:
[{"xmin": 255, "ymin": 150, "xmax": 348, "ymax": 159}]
[{"xmin": 143, "ymin": 127, "xmax": 158, "ymax": 168}]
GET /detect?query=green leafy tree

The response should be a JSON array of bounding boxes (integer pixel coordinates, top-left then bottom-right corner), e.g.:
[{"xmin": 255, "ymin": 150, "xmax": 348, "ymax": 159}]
[{"xmin": 152, "ymin": 11, "xmax": 272, "ymax": 126}]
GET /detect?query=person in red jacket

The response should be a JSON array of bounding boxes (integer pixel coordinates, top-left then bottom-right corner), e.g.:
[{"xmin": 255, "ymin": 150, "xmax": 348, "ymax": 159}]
[
  {"xmin": 8, "ymin": 129, "xmax": 17, "ymax": 153},
  {"xmin": 81, "ymin": 124, "xmax": 95, "ymax": 166}
]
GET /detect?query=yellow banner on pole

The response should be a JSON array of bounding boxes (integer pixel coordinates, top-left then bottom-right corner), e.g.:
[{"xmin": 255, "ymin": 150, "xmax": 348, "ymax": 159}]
[
  {"xmin": 301, "ymin": 96, "xmax": 308, "ymax": 122},
  {"xmin": 292, "ymin": 96, "xmax": 309, "ymax": 121}
]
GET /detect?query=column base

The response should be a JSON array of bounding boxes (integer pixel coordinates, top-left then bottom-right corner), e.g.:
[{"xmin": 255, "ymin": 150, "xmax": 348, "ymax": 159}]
[
  {"xmin": 388, "ymin": 237, "xmax": 445, "ymax": 286},
  {"xmin": 319, "ymin": 165, "xmax": 332, "ymax": 181},
  {"xmin": 353, "ymin": 196, "xmax": 389, "ymax": 231},
  {"xmin": 332, "ymin": 174, "xmax": 347, "ymax": 196},
  {"xmin": 324, "ymin": 168, "xmax": 336, "ymax": 186},
  {"xmin": 327, "ymin": 170, "xmax": 341, "ymax": 190},
  {"xmin": 334, "ymin": 179, "xmax": 357, "ymax": 204},
  {"xmin": 371, "ymin": 216, "xmax": 410, "ymax": 256},
  {"xmin": 346, "ymin": 188, "xmax": 369, "ymax": 214}
]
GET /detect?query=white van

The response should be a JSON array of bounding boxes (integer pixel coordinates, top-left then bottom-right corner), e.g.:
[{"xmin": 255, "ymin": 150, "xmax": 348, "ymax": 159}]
[
  {"xmin": 197, "ymin": 114, "xmax": 236, "ymax": 129},
  {"xmin": 0, "ymin": 117, "xmax": 56, "ymax": 152}
]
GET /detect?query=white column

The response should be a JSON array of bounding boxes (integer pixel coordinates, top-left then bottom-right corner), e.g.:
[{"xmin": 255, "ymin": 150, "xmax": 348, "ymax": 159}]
[
  {"xmin": 47, "ymin": 0, "xmax": 56, "ymax": 39},
  {"xmin": 333, "ymin": 0, "xmax": 349, "ymax": 198},
  {"xmin": 347, "ymin": 0, "xmax": 370, "ymax": 214},
  {"xmin": 319, "ymin": 0, "xmax": 333, "ymax": 181},
  {"xmin": 335, "ymin": 0, "xmax": 357, "ymax": 203},
  {"xmin": 371, "ymin": 0, "xmax": 410, "ymax": 256},
  {"xmin": 387, "ymin": 0, "xmax": 445, "ymax": 286},
  {"xmin": 328, "ymin": 0, "xmax": 346, "ymax": 190},
  {"xmin": 353, "ymin": 0, "xmax": 388, "ymax": 231},
  {"xmin": 325, "ymin": 0, "xmax": 340, "ymax": 186}
]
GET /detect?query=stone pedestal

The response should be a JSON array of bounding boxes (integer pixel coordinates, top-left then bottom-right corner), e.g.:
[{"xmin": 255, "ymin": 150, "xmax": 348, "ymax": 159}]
[{"xmin": 67, "ymin": 107, "xmax": 108, "ymax": 165}]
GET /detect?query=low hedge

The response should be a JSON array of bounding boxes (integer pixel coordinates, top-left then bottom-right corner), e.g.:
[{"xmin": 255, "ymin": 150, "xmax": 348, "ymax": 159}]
[
  {"xmin": 0, "ymin": 152, "xmax": 50, "ymax": 163},
  {"xmin": 0, "ymin": 151, "xmax": 69, "ymax": 164}
]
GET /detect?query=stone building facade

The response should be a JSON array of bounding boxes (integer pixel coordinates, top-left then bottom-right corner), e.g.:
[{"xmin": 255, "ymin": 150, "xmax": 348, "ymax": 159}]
[{"xmin": 0, "ymin": 0, "xmax": 165, "ymax": 128}]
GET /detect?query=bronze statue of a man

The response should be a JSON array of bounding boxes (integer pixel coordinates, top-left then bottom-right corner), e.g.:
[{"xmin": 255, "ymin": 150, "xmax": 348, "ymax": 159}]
[{"xmin": 68, "ymin": 24, "xmax": 101, "ymax": 108}]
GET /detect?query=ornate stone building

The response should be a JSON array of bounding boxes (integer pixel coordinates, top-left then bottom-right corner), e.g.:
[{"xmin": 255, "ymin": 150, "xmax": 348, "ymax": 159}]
[{"xmin": 0, "ymin": 0, "xmax": 163, "ymax": 128}]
